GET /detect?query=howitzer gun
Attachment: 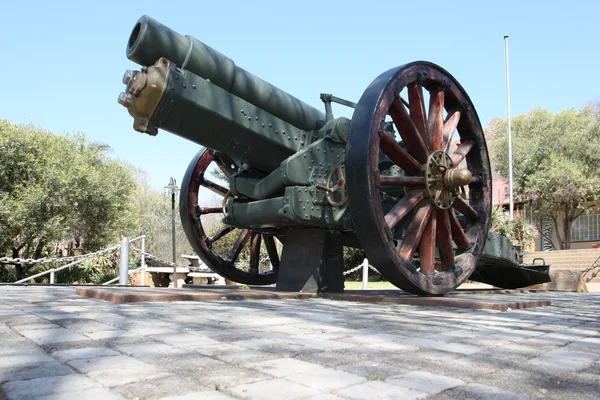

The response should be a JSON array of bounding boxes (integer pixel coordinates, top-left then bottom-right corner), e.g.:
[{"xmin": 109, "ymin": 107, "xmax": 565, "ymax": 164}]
[{"xmin": 118, "ymin": 15, "xmax": 549, "ymax": 295}]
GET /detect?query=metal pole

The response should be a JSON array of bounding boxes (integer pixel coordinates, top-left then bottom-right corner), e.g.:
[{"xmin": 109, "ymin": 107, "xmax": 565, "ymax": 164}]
[
  {"xmin": 361, "ymin": 258, "xmax": 369, "ymax": 290},
  {"xmin": 504, "ymin": 35, "xmax": 514, "ymax": 220},
  {"xmin": 119, "ymin": 236, "xmax": 130, "ymax": 286},
  {"xmin": 49, "ymin": 270, "xmax": 55, "ymax": 285},
  {"xmin": 140, "ymin": 235, "xmax": 146, "ymax": 286},
  {"xmin": 171, "ymin": 190, "xmax": 177, "ymax": 288}
]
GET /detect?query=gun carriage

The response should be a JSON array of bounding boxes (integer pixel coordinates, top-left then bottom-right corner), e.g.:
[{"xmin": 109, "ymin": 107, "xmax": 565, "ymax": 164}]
[{"xmin": 118, "ymin": 16, "xmax": 549, "ymax": 295}]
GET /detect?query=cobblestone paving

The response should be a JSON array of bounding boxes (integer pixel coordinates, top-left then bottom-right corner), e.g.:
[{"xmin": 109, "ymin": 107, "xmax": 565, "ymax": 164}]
[{"xmin": 1, "ymin": 287, "xmax": 599, "ymax": 399}]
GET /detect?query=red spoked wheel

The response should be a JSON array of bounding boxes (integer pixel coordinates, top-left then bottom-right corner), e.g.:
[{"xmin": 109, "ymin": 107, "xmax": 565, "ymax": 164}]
[
  {"xmin": 179, "ymin": 148, "xmax": 280, "ymax": 285},
  {"xmin": 346, "ymin": 62, "xmax": 492, "ymax": 295}
]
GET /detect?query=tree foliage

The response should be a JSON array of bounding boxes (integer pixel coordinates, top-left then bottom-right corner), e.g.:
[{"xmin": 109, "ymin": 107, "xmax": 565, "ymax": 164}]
[
  {"xmin": 486, "ymin": 105, "xmax": 600, "ymax": 249},
  {"xmin": 0, "ymin": 120, "xmax": 138, "ymax": 279}
]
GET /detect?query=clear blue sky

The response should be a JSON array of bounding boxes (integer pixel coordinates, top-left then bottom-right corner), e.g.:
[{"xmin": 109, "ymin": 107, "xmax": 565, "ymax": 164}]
[{"xmin": 2, "ymin": 0, "xmax": 598, "ymax": 191}]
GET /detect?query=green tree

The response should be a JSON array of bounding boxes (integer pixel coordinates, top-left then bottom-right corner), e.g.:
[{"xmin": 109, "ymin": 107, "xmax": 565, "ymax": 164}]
[
  {"xmin": 0, "ymin": 120, "xmax": 139, "ymax": 279},
  {"xmin": 486, "ymin": 105, "xmax": 600, "ymax": 249}
]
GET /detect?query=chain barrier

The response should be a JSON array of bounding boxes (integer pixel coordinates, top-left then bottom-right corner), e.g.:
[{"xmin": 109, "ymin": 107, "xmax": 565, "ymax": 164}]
[
  {"xmin": 581, "ymin": 254, "xmax": 600, "ymax": 282},
  {"xmin": 0, "ymin": 245, "xmax": 120, "ymax": 266},
  {"xmin": 130, "ymin": 246, "xmax": 190, "ymax": 269},
  {"xmin": 343, "ymin": 263, "xmax": 380, "ymax": 276}
]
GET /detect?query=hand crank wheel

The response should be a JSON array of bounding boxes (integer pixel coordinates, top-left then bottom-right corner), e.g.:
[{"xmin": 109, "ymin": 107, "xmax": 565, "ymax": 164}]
[
  {"xmin": 180, "ymin": 148, "xmax": 279, "ymax": 285},
  {"xmin": 346, "ymin": 62, "xmax": 492, "ymax": 295}
]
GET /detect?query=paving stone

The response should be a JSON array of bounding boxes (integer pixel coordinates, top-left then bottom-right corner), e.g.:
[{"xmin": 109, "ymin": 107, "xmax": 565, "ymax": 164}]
[
  {"xmin": 159, "ymin": 355, "xmax": 227, "ymax": 378},
  {"xmin": 51, "ymin": 346, "xmax": 121, "ymax": 362},
  {"xmin": 193, "ymin": 342, "xmax": 250, "ymax": 358},
  {"xmin": 113, "ymin": 375, "xmax": 209, "ymax": 399},
  {"xmin": 248, "ymin": 357, "xmax": 327, "ymax": 377},
  {"xmin": 287, "ymin": 366, "xmax": 366, "ymax": 392},
  {"xmin": 2, "ymin": 374, "xmax": 103, "ymax": 399},
  {"xmin": 227, "ymin": 378, "xmax": 324, "ymax": 400},
  {"xmin": 335, "ymin": 360, "xmax": 412, "ymax": 379},
  {"xmin": 527, "ymin": 354, "xmax": 593, "ymax": 372},
  {"xmin": 302, "ymin": 395, "xmax": 348, "ymax": 400},
  {"xmin": 214, "ymin": 349, "xmax": 282, "ymax": 365},
  {"xmin": 0, "ymin": 338, "xmax": 47, "ymax": 356},
  {"xmin": 18, "ymin": 327, "xmax": 89, "ymax": 345},
  {"xmin": 151, "ymin": 332, "xmax": 222, "ymax": 349},
  {"xmin": 31, "ymin": 387, "xmax": 125, "ymax": 400},
  {"xmin": 0, "ymin": 353, "xmax": 55, "ymax": 369},
  {"xmin": 82, "ymin": 329, "xmax": 139, "ymax": 340},
  {"xmin": 385, "ymin": 371, "xmax": 465, "ymax": 395},
  {"xmin": 161, "ymin": 392, "xmax": 239, "ymax": 400},
  {"xmin": 334, "ymin": 380, "xmax": 427, "ymax": 400},
  {"xmin": 68, "ymin": 355, "xmax": 169, "ymax": 387},
  {"xmin": 194, "ymin": 363, "xmax": 277, "ymax": 390},
  {"xmin": 427, "ymin": 383, "xmax": 529, "ymax": 400},
  {"xmin": 284, "ymin": 335, "xmax": 357, "ymax": 351},
  {"xmin": 114, "ymin": 342, "xmax": 187, "ymax": 362},
  {"xmin": 397, "ymin": 337, "xmax": 482, "ymax": 355},
  {"xmin": 0, "ymin": 362, "xmax": 74, "ymax": 383}
]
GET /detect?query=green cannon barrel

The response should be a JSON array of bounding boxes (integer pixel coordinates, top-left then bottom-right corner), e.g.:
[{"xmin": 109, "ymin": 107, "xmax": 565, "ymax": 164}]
[{"xmin": 126, "ymin": 15, "xmax": 325, "ymax": 132}]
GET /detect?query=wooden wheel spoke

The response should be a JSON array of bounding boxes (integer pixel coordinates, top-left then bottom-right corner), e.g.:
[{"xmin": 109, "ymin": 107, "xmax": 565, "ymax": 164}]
[
  {"xmin": 454, "ymin": 196, "xmax": 480, "ymax": 221},
  {"xmin": 385, "ymin": 192, "xmax": 425, "ymax": 230},
  {"xmin": 195, "ymin": 206, "xmax": 222, "ymax": 216},
  {"xmin": 449, "ymin": 209, "xmax": 470, "ymax": 250},
  {"xmin": 418, "ymin": 213, "xmax": 437, "ymax": 274},
  {"xmin": 214, "ymin": 155, "xmax": 233, "ymax": 177},
  {"xmin": 399, "ymin": 204, "xmax": 433, "ymax": 260},
  {"xmin": 379, "ymin": 176, "xmax": 425, "ymax": 187},
  {"xmin": 263, "ymin": 235, "xmax": 280, "ymax": 270},
  {"xmin": 442, "ymin": 110, "xmax": 461, "ymax": 152},
  {"xmin": 408, "ymin": 84, "xmax": 428, "ymax": 144},
  {"xmin": 389, "ymin": 99, "xmax": 429, "ymax": 163},
  {"xmin": 451, "ymin": 140, "xmax": 474, "ymax": 166},
  {"xmin": 436, "ymin": 210, "xmax": 455, "ymax": 270},
  {"xmin": 380, "ymin": 134, "xmax": 422, "ymax": 174},
  {"xmin": 249, "ymin": 232, "xmax": 262, "ymax": 274},
  {"xmin": 208, "ymin": 225, "xmax": 235, "ymax": 243},
  {"xmin": 226, "ymin": 229, "xmax": 251, "ymax": 263},
  {"xmin": 427, "ymin": 90, "xmax": 445, "ymax": 151},
  {"xmin": 200, "ymin": 177, "xmax": 229, "ymax": 197}
]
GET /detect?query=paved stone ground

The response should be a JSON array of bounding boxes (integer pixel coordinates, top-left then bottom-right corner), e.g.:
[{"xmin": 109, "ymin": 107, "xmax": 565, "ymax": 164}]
[{"xmin": 1, "ymin": 287, "xmax": 599, "ymax": 400}]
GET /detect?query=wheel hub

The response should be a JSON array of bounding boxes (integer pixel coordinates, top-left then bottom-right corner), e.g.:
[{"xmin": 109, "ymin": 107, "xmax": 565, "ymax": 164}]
[{"xmin": 425, "ymin": 151, "xmax": 472, "ymax": 209}]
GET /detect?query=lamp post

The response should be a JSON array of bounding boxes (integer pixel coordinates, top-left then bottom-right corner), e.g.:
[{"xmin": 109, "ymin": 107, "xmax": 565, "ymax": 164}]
[
  {"xmin": 165, "ymin": 177, "xmax": 179, "ymax": 288},
  {"xmin": 504, "ymin": 35, "xmax": 514, "ymax": 220}
]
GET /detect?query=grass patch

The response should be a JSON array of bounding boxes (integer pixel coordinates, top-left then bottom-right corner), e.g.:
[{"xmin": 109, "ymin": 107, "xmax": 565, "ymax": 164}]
[{"xmin": 344, "ymin": 281, "xmax": 396, "ymax": 290}]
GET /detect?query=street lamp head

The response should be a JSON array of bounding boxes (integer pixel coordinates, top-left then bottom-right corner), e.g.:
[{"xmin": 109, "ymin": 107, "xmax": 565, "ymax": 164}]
[{"xmin": 164, "ymin": 177, "xmax": 180, "ymax": 193}]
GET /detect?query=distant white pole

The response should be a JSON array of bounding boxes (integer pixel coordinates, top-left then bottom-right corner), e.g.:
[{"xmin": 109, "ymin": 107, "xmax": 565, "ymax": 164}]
[
  {"xmin": 504, "ymin": 35, "xmax": 514, "ymax": 220},
  {"xmin": 140, "ymin": 235, "xmax": 146, "ymax": 286},
  {"xmin": 361, "ymin": 258, "xmax": 369, "ymax": 290},
  {"xmin": 119, "ymin": 237, "xmax": 130, "ymax": 286}
]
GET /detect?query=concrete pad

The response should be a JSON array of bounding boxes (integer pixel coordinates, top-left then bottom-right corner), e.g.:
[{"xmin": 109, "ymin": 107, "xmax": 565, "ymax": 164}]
[
  {"xmin": 75, "ymin": 286, "xmax": 551, "ymax": 311},
  {"xmin": 76, "ymin": 287, "xmax": 314, "ymax": 303}
]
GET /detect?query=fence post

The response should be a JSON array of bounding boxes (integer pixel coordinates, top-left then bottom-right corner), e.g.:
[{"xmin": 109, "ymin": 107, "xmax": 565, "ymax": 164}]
[
  {"xmin": 119, "ymin": 237, "xmax": 129, "ymax": 286},
  {"xmin": 49, "ymin": 269, "xmax": 55, "ymax": 285},
  {"xmin": 140, "ymin": 235, "xmax": 146, "ymax": 286},
  {"xmin": 361, "ymin": 258, "xmax": 369, "ymax": 290}
]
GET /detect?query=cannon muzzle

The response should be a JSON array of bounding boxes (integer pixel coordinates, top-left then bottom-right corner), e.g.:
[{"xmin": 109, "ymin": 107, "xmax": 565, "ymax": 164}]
[{"xmin": 125, "ymin": 15, "xmax": 325, "ymax": 132}]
